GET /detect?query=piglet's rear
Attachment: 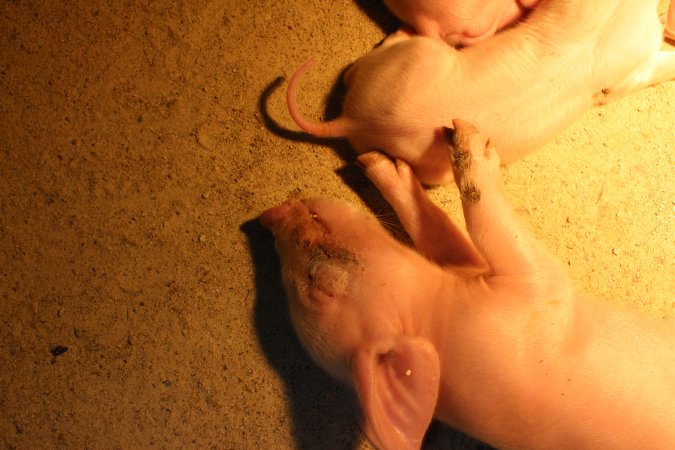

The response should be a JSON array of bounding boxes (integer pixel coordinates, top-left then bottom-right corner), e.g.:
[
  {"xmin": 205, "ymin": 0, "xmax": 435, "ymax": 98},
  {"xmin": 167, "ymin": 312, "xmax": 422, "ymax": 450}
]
[{"xmin": 287, "ymin": 0, "xmax": 675, "ymax": 185}]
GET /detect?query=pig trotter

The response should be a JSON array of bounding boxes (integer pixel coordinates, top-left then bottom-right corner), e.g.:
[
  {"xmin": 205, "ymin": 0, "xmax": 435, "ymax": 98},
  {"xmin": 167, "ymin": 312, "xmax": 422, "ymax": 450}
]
[
  {"xmin": 443, "ymin": 126, "xmax": 469, "ymax": 172},
  {"xmin": 443, "ymin": 124, "xmax": 482, "ymax": 203},
  {"xmin": 358, "ymin": 150, "xmax": 486, "ymax": 267},
  {"xmin": 459, "ymin": 183, "xmax": 481, "ymax": 203}
]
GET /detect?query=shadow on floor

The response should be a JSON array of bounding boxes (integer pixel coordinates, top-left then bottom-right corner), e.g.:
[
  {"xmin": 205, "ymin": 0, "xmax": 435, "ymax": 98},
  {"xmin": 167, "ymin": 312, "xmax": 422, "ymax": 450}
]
[
  {"xmin": 241, "ymin": 218, "xmax": 364, "ymax": 449},
  {"xmin": 353, "ymin": 0, "xmax": 401, "ymax": 35}
]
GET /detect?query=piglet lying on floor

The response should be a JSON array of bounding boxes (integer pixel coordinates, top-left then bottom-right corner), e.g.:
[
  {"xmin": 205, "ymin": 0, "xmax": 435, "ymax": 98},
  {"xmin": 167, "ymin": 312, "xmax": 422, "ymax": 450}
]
[
  {"xmin": 261, "ymin": 120, "xmax": 675, "ymax": 450},
  {"xmin": 382, "ymin": 0, "xmax": 541, "ymax": 46},
  {"xmin": 288, "ymin": 0, "xmax": 675, "ymax": 185}
]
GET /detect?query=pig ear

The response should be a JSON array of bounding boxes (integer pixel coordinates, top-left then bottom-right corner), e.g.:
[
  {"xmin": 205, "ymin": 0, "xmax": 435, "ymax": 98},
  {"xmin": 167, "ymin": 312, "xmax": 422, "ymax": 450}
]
[{"xmin": 353, "ymin": 336, "xmax": 440, "ymax": 450}]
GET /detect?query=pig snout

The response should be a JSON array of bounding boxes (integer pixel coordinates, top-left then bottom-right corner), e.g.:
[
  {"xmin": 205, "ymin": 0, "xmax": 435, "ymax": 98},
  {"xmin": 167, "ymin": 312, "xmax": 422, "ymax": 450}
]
[
  {"xmin": 261, "ymin": 198, "xmax": 339, "ymax": 303},
  {"xmin": 260, "ymin": 198, "xmax": 296, "ymax": 234},
  {"xmin": 260, "ymin": 198, "xmax": 330, "ymax": 238},
  {"xmin": 261, "ymin": 197, "xmax": 369, "ymax": 384}
]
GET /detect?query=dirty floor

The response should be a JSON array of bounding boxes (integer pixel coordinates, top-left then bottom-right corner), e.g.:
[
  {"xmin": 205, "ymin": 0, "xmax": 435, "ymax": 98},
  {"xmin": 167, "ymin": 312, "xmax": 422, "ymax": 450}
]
[{"xmin": 0, "ymin": 1, "xmax": 673, "ymax": 449}]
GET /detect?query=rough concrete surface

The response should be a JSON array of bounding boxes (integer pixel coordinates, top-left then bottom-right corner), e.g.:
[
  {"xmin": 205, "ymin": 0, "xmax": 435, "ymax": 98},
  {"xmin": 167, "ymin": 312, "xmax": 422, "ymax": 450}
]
[{"xmin": 0, "ymin": 1, "xmax": 673, "ymax": 449}]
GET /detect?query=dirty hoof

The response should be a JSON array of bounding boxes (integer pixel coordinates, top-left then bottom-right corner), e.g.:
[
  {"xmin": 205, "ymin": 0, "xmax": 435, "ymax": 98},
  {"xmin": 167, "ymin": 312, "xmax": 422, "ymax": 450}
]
[{"xmin": 443, "ymin": 119, "xmax": 488, "ymax": 203}]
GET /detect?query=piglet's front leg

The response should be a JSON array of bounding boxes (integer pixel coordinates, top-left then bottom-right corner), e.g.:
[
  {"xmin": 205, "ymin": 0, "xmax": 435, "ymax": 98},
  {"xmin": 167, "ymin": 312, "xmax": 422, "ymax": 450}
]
[
  {"xmin": 358, "ymin": 151, "xmax": 485, "ymax": 268},
  {"xmin": 446, "ymin": 119, "xmax": 568, "ymax": 296}
]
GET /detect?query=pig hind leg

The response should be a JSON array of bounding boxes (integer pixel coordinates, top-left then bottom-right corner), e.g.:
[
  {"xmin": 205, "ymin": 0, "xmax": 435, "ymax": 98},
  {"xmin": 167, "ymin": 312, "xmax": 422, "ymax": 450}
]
[
  {"xmin": 645, "ymin": 49, "xmax": 675, "ymax": 84},
  {"xmin": 446, "ymin": 119, "xmax": 568, "ymax": 296},
  {"xmin": 358, "ymin": 151, "xmax": 486, "ymax": 268},
  {"xmin": 606, "ymin": 50, "xmax": 675, "ymax": 103},
  {"xmin": 607, "ymin": 8, "xmax": 675, "ymax": 101}
]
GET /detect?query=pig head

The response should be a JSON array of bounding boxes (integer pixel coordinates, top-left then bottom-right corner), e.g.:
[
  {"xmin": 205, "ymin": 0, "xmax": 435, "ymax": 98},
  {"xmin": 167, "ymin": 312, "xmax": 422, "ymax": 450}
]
[
  {"xmin": 287, "ymin": 0, "xmax": 675, "ymax": 185},
  {"xmin": 382, "ymin": 0, "xmax": 541, "ymax": 46},
  {"xmin": 260, "ymin": 195, "xmax": 445, "ymax": 449}
]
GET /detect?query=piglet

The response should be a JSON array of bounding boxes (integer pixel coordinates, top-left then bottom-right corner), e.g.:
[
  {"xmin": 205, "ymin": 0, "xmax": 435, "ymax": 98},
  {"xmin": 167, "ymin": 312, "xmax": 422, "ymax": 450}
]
[
  {"xmin": 382, "ymin": 0, "xmax": 540, "ymax": 46},
  {"xmin": 261, "ymin": 119, "xmax": 675, "ymax": 450},
  {"xmin": 287, "ymin": 0, "xmax": 675, "ymax": 185}
]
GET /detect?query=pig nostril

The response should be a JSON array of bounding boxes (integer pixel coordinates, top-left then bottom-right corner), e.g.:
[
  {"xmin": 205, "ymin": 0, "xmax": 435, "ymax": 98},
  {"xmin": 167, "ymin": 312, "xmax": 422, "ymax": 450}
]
[{"xmin": 442, "ymin": 126, "xmax": 455, "ymax": 144}]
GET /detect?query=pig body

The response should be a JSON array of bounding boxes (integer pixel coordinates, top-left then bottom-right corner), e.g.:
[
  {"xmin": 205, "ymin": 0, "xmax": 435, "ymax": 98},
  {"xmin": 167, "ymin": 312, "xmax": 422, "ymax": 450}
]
[
  {"xmin": 261, "ymin": 120, "xmax": 675, "ymax": 450},
  {"xmin": 381, "ymin": 0, "xmax": 540, "ymax": 46},
  {"xmin": 287, "ymin": 0, "xmax": 675, "ymax": 185}
]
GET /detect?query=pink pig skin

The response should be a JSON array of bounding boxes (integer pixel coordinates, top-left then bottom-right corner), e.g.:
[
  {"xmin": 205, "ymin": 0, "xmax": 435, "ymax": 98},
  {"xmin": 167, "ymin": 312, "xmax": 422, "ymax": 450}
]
[
  {"xmin": 287, "ymin": 0, "xmax": 675, "ymax": 185},
  {"xmin": 666, "ymin": 0, "xmax": 675, "ymax": 40},
  {"xmin": 261, "ymin": 120, "xmax": 675, "ymax": 450},
  {"xmin": 382, "ymin": 0, "xmax": 541, "ymax": 46}
]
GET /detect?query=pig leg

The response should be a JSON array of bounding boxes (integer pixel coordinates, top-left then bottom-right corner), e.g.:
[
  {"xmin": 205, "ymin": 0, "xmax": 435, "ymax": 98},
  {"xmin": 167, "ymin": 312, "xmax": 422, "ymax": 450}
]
[
  {"xmin": 358, "ymin": 151, "xmax": 486, "ymax": 268},
  {"xmin": 446, "ymin": 119, "xmax": 567, "ymax": 293},
  {"xmin": 606, "ymin": 49, "xmax": 675, "ymax": 103},
  {"xmin": 629, "ymin": 5, "xmax": 675, "ymax": 89},
  {"xmin": 651, "ymin": 49, "xmax": 675, "ymax": 80}
]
